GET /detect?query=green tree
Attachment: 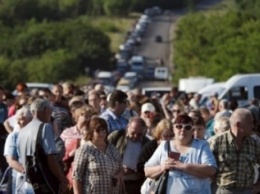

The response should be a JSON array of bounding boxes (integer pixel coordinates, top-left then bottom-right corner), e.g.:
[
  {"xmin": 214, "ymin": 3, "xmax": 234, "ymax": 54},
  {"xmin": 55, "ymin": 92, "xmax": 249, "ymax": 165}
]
[{"xmin": 103, "ymin": 0, "xmax": 132, "ymax": 16}]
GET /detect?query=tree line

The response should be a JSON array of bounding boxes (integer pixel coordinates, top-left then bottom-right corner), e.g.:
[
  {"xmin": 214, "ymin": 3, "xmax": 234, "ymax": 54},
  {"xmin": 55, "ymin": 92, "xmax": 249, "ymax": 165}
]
[
  {"xmin": 173, "ymin": 0, "xmax": 260, "ymax": 83},
  {"xmin": 0, "ymin": 0, "xmax": 198, "ymax": 89}
]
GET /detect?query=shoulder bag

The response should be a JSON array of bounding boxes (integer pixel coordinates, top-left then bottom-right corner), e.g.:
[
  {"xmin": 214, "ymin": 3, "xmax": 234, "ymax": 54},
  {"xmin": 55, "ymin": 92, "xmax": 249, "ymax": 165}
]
[
  {"xmin": 147, "ymin": 141, "xmax": 170, "ymax": 194},
  {"xmin": 26, "ymin": 123, "xmax": 60, "ymax": 194}
]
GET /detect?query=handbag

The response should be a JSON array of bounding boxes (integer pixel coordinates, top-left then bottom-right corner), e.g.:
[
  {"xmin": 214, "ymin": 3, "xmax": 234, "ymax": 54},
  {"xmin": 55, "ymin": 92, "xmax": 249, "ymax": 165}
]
[
  {"xmin": 26, "ymin": 123, "xmax": 60, "ymax": 194},
  {"xmin": 147, "ymin": 141, "xmax": 171, "ymax": 194}
]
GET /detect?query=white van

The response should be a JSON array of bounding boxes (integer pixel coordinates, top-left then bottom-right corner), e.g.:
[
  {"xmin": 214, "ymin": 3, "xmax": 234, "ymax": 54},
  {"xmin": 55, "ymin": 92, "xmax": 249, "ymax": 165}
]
[
  {"xmin": 198, "ymin": 82, "xmax": 225, "ymax": 106},
  {"xmin": 179, "ymin": 77, "xmax": 214, "ymax": 93},
  {"xmin": 154, "ymin": 67, "xmax": 169, "ymax": 80},
  {"xmin": 97, "ymin": 71, "xmax": 114, "ymax": 86},
  {"xmin": 218, "ymin": 74, "xmax": 260, "ymax": 107}
]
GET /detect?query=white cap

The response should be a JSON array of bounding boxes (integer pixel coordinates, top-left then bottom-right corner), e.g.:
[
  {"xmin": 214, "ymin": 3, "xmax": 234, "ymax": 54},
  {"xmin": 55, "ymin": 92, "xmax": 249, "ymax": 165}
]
[{"xmin": 141, "ymin": 103, "xmax": 155, "ymax": 113}]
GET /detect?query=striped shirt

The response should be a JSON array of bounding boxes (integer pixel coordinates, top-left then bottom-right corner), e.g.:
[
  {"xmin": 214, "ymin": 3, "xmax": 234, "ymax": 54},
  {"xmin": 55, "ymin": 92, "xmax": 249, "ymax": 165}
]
[{"xmin": 209, "ymin": 130, "xmax": 260, "ymax": 189}]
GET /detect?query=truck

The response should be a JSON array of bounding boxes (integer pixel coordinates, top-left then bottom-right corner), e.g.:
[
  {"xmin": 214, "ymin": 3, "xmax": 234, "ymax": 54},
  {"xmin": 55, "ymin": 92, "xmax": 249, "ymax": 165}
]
[{"xmin": 179, "ymin": 77, "xmax": 214, "ymax": 93}]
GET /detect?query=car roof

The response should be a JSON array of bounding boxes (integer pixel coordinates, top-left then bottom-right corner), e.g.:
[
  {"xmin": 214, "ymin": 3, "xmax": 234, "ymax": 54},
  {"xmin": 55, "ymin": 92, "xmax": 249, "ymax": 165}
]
[
  {"xmin": 124, "ymin": 72, "xmax": 137, "ymax": 77},
  {"xmin": 131, "ymin": 56, "xmax": 144, "ymax": 62}
]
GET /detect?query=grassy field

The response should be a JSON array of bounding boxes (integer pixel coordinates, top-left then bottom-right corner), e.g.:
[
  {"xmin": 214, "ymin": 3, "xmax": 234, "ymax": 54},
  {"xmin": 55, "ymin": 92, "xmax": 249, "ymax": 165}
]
[{"xmin": 89, "ymin": 13, "xmax": 140, "ymax": 53}]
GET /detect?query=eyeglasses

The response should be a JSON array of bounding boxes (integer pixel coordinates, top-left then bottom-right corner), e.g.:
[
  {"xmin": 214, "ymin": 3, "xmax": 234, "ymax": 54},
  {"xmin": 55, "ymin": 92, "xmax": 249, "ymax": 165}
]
[
  {"xmin": 174, "ymin": 124, "xmax": 193, "ymax": 131},
  {"xmin": 94, "ymin": 128, "xmax": 107, "ymax": 134},
  {"xmin": 172, "ymin": 109, "xmax": 181, "ymax": 113}
]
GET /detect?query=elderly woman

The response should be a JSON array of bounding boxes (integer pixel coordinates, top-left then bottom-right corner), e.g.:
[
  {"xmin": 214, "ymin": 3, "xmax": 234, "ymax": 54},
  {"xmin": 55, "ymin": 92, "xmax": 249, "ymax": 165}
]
[
  {"xmin": 61, "ymin": 104, "xmax": 95, "ymax": 188},
  {"xmin": 73, "ymin": 117, "xmax": 123, "ymax": 194},
  {"xmin": 4, "ymin": 106, "xmax": 33, "ymax": 194},
  {"xmin": 144, "ymin": 115, "xmax": 217, "ymax": 194}
]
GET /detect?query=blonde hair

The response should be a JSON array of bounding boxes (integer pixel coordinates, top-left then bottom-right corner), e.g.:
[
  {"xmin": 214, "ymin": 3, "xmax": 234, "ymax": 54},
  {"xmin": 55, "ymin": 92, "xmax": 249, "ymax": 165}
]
[
  {"xmin": 214, "ymin": 117, "xmax": 230, "ymax": 134},
  {"xmin": 172, "ymin": 101, "xmax": 185, "ymax": 113},
  {"xmin": 152, "ymin": 119, "xmax": 172, "ymax": 140},
  {"xmin": 74, "ymin": 105, "xmax": 95, "ymax": 122}
]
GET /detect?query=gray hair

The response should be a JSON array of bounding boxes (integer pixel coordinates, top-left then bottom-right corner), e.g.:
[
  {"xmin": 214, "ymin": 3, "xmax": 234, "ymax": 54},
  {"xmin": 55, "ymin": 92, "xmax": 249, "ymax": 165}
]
[
  {"xmin": 214, "ymin": 117, "xmax": 230, "ymax": 134},
  {"xmin": 129, "ymin": 117, "xmax": 147, "ymax": 130},
  {"xmin": 16, "ymin": 105, "xmax": 32, "ymax": 120},
  {"xmin": 30, "ymin": 98, "xmax": 51, "ymax": 114}
]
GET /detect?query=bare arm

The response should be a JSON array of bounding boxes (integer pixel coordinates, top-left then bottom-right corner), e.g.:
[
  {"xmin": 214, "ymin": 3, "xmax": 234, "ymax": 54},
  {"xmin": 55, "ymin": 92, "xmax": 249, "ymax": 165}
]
[
  {"xmin": 161, "ymin": 105, "xmax": 171, "ymax": 120},
  {"xmin": 181, "ymin": 163, "xmax": 216, "ymax": 178},
  {"xmin": 170, "ymin": 160, "xmax": 216, "ymax": 178},
  {"xmin": 5, "ymin": 156, "xmax": 24, "ymax": 173},
  {"xmin": 145, "ymin": 165, "xmax": 164, "ymax": 179},
  {"xmin": 3, "ymin": 120, "xmax": 13, "ymax": 133},
  {"xmin": 73, "ymin": 179, "xmax": 82, "ymax": 194}
]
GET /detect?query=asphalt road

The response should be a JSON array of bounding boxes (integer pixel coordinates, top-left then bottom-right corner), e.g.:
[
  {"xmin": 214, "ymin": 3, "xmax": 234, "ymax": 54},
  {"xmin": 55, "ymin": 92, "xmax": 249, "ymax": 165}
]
[
  {"xmin": 137, "ymin": 0, "xmax": 222, "ymax": 88},
  {"xmin": 137, "ymin": 13, "xmax": 176, "ymax": 88}
]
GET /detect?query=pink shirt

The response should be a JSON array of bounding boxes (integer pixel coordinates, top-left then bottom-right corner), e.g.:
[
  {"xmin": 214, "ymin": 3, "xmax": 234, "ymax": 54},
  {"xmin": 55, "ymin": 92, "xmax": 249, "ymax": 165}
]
[{"xmin": 60, "ymin": 126, "xmax": 82, "ymax": 147}]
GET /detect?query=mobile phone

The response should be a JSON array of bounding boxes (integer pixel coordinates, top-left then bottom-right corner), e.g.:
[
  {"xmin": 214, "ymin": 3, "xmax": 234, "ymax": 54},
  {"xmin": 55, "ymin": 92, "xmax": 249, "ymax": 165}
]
[{"xmin": 168, "ymin": 151, "xmax": 180, "ymax": 160}]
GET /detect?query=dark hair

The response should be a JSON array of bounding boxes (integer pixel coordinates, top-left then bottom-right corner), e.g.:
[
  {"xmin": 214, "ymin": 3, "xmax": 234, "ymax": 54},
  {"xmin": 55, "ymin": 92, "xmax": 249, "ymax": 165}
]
[
  {"xmin": 229, "ymin": 99, "xmax": 238, "ymax": 111},
  {"xmin": 16, "ymin": 82, "xmax": 27, "ymax": 92},
  {"xmin": 83, "ymin": 117, "xmax": 108, "ymax": 141},
  {"xmin": 150, "ymin": 112, "xmax": 163, "ymax": 129},
  {"xmin": 191, "ymin": 115, "xmax": 205, "ymax": 126},
  {"xmin": 108, "ymin": 90, "xmax": 128, "ymax": 108},
  {"xmin": 174, "ymin": 115, "xmax": 193, "ymax": 125}
]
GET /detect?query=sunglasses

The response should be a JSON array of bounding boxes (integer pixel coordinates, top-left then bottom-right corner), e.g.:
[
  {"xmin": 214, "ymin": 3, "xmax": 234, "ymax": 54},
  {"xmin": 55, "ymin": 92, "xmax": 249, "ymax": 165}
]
[
  {"xmin": 94, "ymin": 128, "xmax": 107, "ymax": 134},
  {"xmin": 174, "ymin": 124, "xmax": 193, "ymax": 131},
  {"xmin": 172, "ymin": 109, "xmax": 181, "ymax": 113}
]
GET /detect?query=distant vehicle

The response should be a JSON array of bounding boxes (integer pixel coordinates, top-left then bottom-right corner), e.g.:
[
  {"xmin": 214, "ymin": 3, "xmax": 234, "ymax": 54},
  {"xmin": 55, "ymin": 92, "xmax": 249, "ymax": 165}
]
[
  {"xmin": 97, "ymin": 71, "xmax": 115, "ymax": 86},
  {"xmin": 144, "ymin": 6, "xmax": 162, "ymax": 16},
  {"xmin": 179, "ymin": 77, "xmax": 214, "ymax": 93},
  {"xmin": 218, "ymin": 74, "xmax": 260, "ymax": 107},
  {"xmin": 130, "ymin": 55, "xmax": 145, "ymax": 75},
  {"xmin": 142, "ymin": 87, "xmax": 171, "ymax": 98},
  {"xmin": 123, "ymin": 72, "xmax": 138, "ymax": 86},
  {"xmin": 13, "ymin": 82, "xmax": 53, "ymax": 96},
  {"xmin": 116, "ymin": 77, "xmax": 136, "ymax": 92},
  {"xmin": 198, "ymin": 82, "xmax": 225, "ymax": 106},
  {"xmin": 145, "ymin": 66, "xmax": 155, "ymax": 80},
  {"xmin": 154, "ymin": 67, "xmax": 169, "ymax": 80},
  {"xmin": 116, "ymin": 60, "xmax": 129, "ymax": 75},
  {"xmin": 115, "ymin": 48, "xmax": 132, "ymax": 60}
]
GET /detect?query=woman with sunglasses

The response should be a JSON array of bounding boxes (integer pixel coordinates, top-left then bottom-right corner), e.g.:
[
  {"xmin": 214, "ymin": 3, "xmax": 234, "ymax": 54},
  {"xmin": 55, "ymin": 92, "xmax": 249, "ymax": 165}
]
[
  {"xmin": 73, "ymin": 117, "xmax": 124, "ymax": 194},
  {"xmin": 144, "ymin": 115, "xmax": 217, "ymax": 194}
]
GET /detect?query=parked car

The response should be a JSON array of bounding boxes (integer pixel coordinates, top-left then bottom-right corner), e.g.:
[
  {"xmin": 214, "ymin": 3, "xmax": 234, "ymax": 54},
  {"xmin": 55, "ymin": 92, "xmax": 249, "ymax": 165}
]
[
  {"xmin": 155, "ymin": 35, "xmax": 162, "ymax": 42},
  {"xmin": 123, "ymin": 72, "xmax": 139, "ymax": 87}
]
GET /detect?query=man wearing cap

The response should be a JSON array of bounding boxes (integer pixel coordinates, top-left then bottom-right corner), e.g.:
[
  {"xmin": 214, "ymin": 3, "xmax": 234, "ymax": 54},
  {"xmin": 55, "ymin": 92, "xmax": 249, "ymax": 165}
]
[
  {"xmin": 140, "ymin": 103, "xmax": 156, "ymax": 140},
  {"xmin": 100, "ymin": 90, "xmax": 129, "ymax": 133}
]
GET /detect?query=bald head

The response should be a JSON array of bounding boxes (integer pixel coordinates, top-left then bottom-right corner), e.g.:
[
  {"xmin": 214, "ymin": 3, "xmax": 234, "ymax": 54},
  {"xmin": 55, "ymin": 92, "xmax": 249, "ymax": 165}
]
[
  {"xmin": 230, "ymin": 108, "xmax": 251, "ymax": 125},
  {"xmin": 230, "ymin": 108, "xmax": 253, "ymax": 136}
]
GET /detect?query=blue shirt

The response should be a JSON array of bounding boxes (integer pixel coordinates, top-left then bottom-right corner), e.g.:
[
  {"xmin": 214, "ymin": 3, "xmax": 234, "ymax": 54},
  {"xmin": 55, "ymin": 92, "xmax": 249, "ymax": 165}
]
[
  {"xmin": 145, "ymin": 139, "xmax": 217, "ymax": 194},
  {"xmin": 100, "ymin": 109, "xmax": 128, "ymax": 134}
]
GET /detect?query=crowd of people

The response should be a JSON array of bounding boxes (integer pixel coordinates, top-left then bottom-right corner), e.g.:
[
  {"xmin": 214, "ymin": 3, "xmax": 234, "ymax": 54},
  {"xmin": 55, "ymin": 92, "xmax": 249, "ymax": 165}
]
[{"xmin": 0, "ymin": 82, "xmax": 260, "ymax": 194}]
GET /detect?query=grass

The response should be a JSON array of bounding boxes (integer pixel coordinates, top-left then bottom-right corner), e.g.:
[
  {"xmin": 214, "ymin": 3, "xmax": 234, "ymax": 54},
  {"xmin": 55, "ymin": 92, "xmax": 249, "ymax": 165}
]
[{"xmin": 89, "ymin": 13, "xmax": 140, "ymax": 53}]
